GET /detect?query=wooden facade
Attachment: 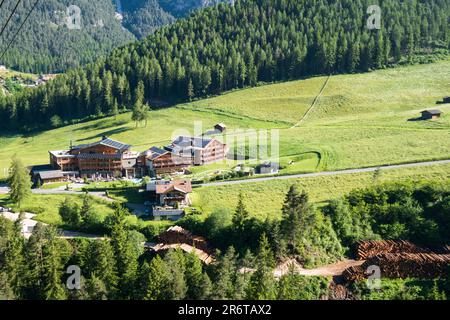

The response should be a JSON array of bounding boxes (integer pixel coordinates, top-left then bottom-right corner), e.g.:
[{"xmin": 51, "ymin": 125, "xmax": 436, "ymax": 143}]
[
  {"xmin": 421, "ymin": 110, "xmax": 442, "ymax": 120},
  {"xmin": 149, "ymin": 150, "xmax": 192, "ymax": 174},
  {"xmin": 147, "ymin": 137, "xmax": 229, "ymax": 174},
  {"xmin": 49, "ymin": 137, "xmax": 141, "ymax": 177}
]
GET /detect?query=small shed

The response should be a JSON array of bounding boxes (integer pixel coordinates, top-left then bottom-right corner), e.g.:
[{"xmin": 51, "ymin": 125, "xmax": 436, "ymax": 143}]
[
  {"xmin": 214, "ymin": 123, "xmax": 227, "ymax": 133},
  {"xmin": 33, "ymin": 170, "xmax": 65, "ymax": 185},
  {"xmin": 258, "ymin": 162, "xmax": 280, "ymax": 175},
  {"xmin": 421, "ymin": 109, "xmax": 443, "ymax": 120}
]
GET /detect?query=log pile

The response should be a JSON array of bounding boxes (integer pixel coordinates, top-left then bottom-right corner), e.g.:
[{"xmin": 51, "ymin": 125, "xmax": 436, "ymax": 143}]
[
  {"xmin": 356, "ymin": 240, "xmax": 431, "ymax": 260},
  {"xmin": 328, "ymin": 282, "xmax": 356, "ymax": 300},
  {"xmin": 343, "ymin": 253, "xmax": 450, "ymax": 282},
  {"xmin": 157, "ymin": 226, "xmax": 212, "ymax": 255},
  {"xmin": 342, "ymin": 266, "xmax": 366, "ymax": 283},
  {"xmin": 152, "ymin": 243, "xmax": 214, "ymax": 264}
]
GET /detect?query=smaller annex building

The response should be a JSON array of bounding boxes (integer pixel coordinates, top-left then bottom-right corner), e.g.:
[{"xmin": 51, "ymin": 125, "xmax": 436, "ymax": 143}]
[
  {"xmin": 421, "ymin": 109, "xmax": 443, "ymax": 120},
  {"xmin": 146, "ymin": 136, "xmax": 229, "ymax": 174},
  {"xmin": 146, "ymin": 180, "xmax": 193, "ymax": 221}
]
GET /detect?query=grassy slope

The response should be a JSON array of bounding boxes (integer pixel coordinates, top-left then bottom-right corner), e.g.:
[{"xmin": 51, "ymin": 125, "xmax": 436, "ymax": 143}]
[
  {"xmin": 0, "ymin": 69, "xmax": 38, "ymax": 95},
  {"xmin": 0, "ymin": 60, "xmax": 448, "ymax": 178},
  {"xmin": 192, "ymin": 163, "xmax": 450, "ymax": 220},
  {"xmin": 0, "ymin": 194, "xmax": 113, "ymax": 225}
]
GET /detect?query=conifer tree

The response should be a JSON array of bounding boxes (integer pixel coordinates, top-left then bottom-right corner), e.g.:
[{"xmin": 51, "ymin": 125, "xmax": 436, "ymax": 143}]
[
  {"xmin": 138, "ymin": 255, "xmax": 170, "ymax": 300},
  {"xmin": 163, "ymin": 250, "xmax": 187, "ymax": 300},
  {"xmin": 8, "ymin": 156, "xmax": 32, "ymax": 210},
  {"xmin": 247, "ymin": 234, "xmax": 276, "ymax": 300},
  {"xmin": 211, "ymin": 247, "xmax": 238, "ymax": 300},
  {"xmin": 233, "ymin": 193, "xmax": 249, "ymax": 232}
]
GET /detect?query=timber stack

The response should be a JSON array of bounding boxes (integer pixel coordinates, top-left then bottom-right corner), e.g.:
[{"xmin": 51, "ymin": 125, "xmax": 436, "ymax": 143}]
[
  {"xmin": 343, "ymin": 253, "xmax": 450, "ymax": 282},
  {"xmin": 356, "ymin": 240, "xmax": 431, "ymax": 260},
  {"xmin": 157, "ymin": 226, "xmax": 212, "ymax": 254}
]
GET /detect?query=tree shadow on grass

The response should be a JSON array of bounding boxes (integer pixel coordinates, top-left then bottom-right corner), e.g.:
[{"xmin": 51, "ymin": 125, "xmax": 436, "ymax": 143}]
[
  {"xmin": 76, "ymin": 127, "xmax": 133, "ymax": 142},
  {"xmin": 73, "ymin": 119, "xmax": 129, "ymax": 132},
  {"xmin": 407, "ymin": 117, "xmax": 426, "ymax": 122}
]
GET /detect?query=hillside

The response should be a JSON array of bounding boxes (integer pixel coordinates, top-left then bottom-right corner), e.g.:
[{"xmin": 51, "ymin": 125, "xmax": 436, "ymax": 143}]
[
  {"xmin": 0, "ymin": 68, "xmax": 37, "ymax": 96},
  {"xmin": 0, "ymin": 0, "xmax": 231, "ymax": 73},
  {"xmin": 0, "ymin": 0, "xmax": 135, "ymax": 73},
  {"xmin": 1, "ymin": 0, "xmax": 448, "ymax": 131},
  {"xmin": 121, "ymin": 0, "xmax": 231, "ymax": 39},
  {"xmin": 0, "ymin": 60, "xmax": 448, "ymax": 179}
]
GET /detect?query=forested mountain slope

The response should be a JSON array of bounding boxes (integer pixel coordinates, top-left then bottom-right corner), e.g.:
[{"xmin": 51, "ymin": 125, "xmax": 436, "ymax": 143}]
[
  {"xmin": 0, "ymin": 0, "xmax": 230, "ymax": 73},
  {"xmin": 0, "ymin": 0, "xmax": 448, "ymax": 131},
  {"xmin": 0, "ymin": 0, "xmax": 135, "ymax": 73},
  {"xmin": 158, "ymin": 0, "xmax": 231, "ymax": 18},
  {"xmin": 121, "ymin": 0, "xmax": 231, "ymax": 38},
  {"xmin": 120, "ymin": 0, "xmax": 176, "ymax": 39}
]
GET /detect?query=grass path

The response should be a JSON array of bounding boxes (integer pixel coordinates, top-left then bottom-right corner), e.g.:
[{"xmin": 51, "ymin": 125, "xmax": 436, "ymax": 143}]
[
  {"xmin": 292, "ymin": 73, "xmax": 332, "ymax": 128},
  {"xmin": 0, "ymin": 60, "xmax": 449, "ymax": 179}
]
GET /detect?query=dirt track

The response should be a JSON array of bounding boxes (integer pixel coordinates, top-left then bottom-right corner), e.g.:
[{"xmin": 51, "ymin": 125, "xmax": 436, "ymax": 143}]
[{"xmin": 273, "ymin": 259, "xmax": 365, "ymax": 278}]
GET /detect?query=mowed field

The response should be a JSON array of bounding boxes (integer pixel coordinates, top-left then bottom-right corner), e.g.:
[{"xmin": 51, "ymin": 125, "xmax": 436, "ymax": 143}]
[
  {"xmin": 192, "ymin": 163, "xmax": 450, "ymax": 220},
  {"xmin": 0, "ymin": 60, "xmax": 449, "ymax": 179}
]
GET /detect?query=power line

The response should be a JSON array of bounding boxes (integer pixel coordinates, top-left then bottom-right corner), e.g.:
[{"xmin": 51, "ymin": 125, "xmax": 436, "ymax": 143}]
[
  {"xmin": 0, "ymin": 0, "xmax": 39, "ymax": 61},
  {"xmin": 0, "ymin": 0, "xmax": 22, "ymax": 39},
  {"xmin": 0, "ymin": 0, "xmax": 8, "ymax": 11}
]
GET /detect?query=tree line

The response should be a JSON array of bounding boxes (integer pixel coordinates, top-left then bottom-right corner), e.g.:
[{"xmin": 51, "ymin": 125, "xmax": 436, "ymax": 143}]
[
  {"xmin": 1, "ymin": 157, "xmax": 449, "ymax": 300},
  {"xmin": 0, "ymin": 0, "xmax": 135, "ymax": 74},
  {"xmin": 1, "ymin": 0, "xmax": 448, "ymax": 131},
  {"xmin": 0, "ymin": 202, "xmax": 331, "ymax": 300},
  {"xmin": 1, "ymin": 180, "xmax": 449, "ymax": 300}
]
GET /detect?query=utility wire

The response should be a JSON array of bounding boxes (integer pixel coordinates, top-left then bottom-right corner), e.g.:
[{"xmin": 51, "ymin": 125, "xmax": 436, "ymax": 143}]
[
  {"xmin": 0, "ymin": 0, "xmax": 8, "ymax": 11},
  {"xmin": 0, "ymin": 0, "xmax": 39, "ymax": 61},
  {"xmin": 0, "ymin": 0, "xmax": 22, "ymax": 39}
]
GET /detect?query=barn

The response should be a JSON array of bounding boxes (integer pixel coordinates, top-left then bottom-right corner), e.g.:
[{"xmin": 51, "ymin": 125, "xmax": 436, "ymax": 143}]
[{"xmin": 421, "ymin": 109, "xmax": 442, "ymax": 120}]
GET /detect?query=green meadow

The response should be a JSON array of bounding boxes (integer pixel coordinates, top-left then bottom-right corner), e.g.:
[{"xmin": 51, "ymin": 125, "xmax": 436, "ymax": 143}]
[
  {"xmin": 191, "ymin": 163, "xmax": 450, "ymax": 220},
  {"xmin": 0, "ymin": 60, "xmax": 448, "ymax": 180},
  {"xmin": 0, "ymin": 193, "xmax": 114, "ymax": 225}
]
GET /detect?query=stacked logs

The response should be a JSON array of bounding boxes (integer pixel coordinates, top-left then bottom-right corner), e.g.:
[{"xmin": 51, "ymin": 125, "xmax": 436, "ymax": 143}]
[
  {"xmin": 343, "ymin": 253, "xmax": 450, "ymax": 282},
  {"xmin": 367, "ymin": 253, "xmax": 450, "ymax": 279},
  {"xmin": 342, "ymin": 240, "xmax": 450, "ymax": 282},
  {"xmin": 356, "ymin": 240, "xmax": 431, "ymax": 260},
  {"xmin": 342, "ymin": 266, "xmax": 366, "ymax": 282},
  {"xmin": 157, "ymin": 226, "xmax": 212, "ymax": 254}
]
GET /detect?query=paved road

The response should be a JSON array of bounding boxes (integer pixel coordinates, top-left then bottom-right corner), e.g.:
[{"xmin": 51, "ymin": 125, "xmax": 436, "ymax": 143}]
[
  {"xmin": 0, "ymin": 184, "xmax": 8, "ymax": 195},
  {"xmin": 200, "ymin": 159, "xmax": 450, "ymax": 187},
  {"xmin": 0, "ymin": 186, "xmax": 115, "ymax": 201},
  {"xmin": 1, "ymin": 159, "xmax": 449, "ymax": 194}
]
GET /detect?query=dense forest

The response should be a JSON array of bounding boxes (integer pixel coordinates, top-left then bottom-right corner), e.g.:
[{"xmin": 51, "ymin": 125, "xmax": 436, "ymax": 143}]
[
  {"xmin": 1, "ymin": 181, "xmax": 449, "ymax": 300},
  {"xmin": 0, "ymin": 0, "xmax": 135, "ymax": 73},
  {"xmin": 121, "ymin": 0, "xmax": 231, "ymax": 39},
  {"xmin": 0, "ymin": 0, "xmax": 229, "ymax": 73},
  {"xmin": 121, "ymin": 0, "xmax": 176, "ymax": 39},
  {"xmin": 0, "ymin": 0, "xmax": 448, "ymax": 132}
]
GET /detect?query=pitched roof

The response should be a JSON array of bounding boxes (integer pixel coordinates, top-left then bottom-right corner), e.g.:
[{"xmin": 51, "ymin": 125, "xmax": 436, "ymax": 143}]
[
  {"xmin": 422, "ymin": 109, "xmax": 443, "ymax": 115},
  {"xmin": 77, "ymin": 153, "xmax": 122, "ymax": 160},
  {"xmin": 149, "ymin": 146, "xmax": 170, "ymax": 160},
  {"xmin": 172, "ymin": 136, "xmax": 213, "ymax": 149},
  {"xmin": 37, "ymin": 170, "xmax": 64, "ymax": 180},
  {"xmin": 156, "ymin": 180, "xmax": 192, "ymax": 195},
  {"xmin": 49, "ymin": 150, "xmax": 75, "ymax": 158},
  {"xmin": 71, "ymin": 137, "xmax": 131, "ymax": 152}
]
